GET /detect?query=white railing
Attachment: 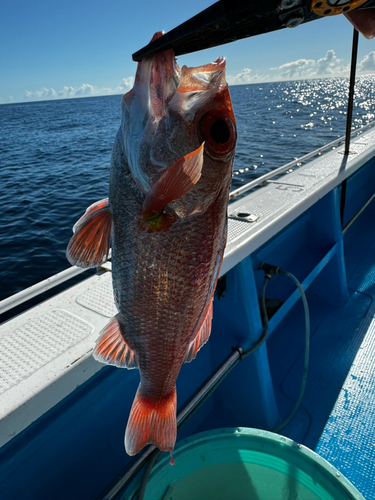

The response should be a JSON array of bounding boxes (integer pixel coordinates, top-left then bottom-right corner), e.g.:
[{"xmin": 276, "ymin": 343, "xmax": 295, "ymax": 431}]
[
  {"xmin": 228, "ymin": 120, "xmax": 375, "ymax": 201},
  {"xmin": 0, "ymin": 266, "xmax": 88, "ymax": 315},
  {"xmin": 0, "ymin": 254, "xmax": 112, "ymax": 316}
]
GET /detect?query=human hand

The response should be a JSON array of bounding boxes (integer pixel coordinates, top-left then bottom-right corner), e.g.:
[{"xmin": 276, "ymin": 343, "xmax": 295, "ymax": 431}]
[{"xmin": 345, "ymin": 8, "xmax": 375, "ymax": 38}]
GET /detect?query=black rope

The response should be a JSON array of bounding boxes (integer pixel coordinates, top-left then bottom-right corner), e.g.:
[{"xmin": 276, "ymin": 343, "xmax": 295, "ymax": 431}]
[{"xmin": 341, "ymin": 28, "xmax": 359, "ymax": 227}]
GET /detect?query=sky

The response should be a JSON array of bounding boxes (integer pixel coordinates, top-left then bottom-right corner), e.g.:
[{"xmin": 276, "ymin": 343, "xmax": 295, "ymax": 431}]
[{"xmin": 1, "ymin": 0, "xmax": 375, "ymax": 104}]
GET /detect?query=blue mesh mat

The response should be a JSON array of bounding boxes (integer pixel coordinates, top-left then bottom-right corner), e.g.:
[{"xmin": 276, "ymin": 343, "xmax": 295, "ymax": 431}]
[
  {"xmin": 267, "ymin": 205, "xmax": 375, "ymax": 500},
  {"xmin": 315, "ymin": 209, "xmax": 375, "ymax": 500}
]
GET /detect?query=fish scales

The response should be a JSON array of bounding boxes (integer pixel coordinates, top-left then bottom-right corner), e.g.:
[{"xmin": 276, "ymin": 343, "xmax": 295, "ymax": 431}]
[
  {"xmin": 112, "ymin": 154, "xmax": 228, "ymax": 398},
  {"xmin": 66, "ymin": 31, "xmax": 236, "ymax": 457}
]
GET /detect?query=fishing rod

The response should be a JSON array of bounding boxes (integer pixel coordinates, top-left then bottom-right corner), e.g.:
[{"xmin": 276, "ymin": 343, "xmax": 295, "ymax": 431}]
[{"xmin": 132, "ymin": 0, "xmax": 375, "ymax": 61}]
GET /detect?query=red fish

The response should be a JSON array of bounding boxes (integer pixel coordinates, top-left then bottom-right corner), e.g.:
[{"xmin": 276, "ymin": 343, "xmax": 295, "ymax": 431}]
[{"xmin": 66, "ymin": 32, "xmax": 236, "ymax": 456}]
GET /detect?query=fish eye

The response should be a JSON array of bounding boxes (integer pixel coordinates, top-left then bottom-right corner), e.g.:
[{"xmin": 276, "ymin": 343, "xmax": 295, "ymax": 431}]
[
  {"xmin": 199, "ymin": 112, "xmax": 236, "ymax": 160},
  {"xmin": 210, "ymin": 119, "xmax": 231, "ymax": 144}
]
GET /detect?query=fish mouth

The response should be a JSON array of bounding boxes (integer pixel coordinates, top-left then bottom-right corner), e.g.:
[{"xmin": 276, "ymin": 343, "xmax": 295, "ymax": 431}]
[
  {"xmin": 121, "ymin": 32, "xmax": 228, "ymax": 192},
  {"xmin": 146, "ymin": 31, "xmax": 227, "ymax": 87},
  {"xmin": 177, "ymin": 57, "xmax": 226, "ymax": 94},
  {"xmin": 126, "ymin": 32, "xmax": 227, "ymax": 120},
  {"xmin": 167, "ymin": 56, "xmax": 227, "ymax": 123}
]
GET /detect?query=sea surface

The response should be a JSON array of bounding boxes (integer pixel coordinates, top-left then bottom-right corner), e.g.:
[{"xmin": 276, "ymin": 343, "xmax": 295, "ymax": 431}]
[{"xmin": 1, "ymin": 76, "xmax": 375, "ymax": 303}]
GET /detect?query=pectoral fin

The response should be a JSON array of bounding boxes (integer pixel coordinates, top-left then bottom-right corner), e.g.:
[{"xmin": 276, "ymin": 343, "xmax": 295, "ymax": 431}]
[
  {"xmin": 142, "ymin": 142, "xmax": 204, "ymax": 217},
  {"xmin": 66, "ymin": 198, "xmax": 112, "ymax": 268}
]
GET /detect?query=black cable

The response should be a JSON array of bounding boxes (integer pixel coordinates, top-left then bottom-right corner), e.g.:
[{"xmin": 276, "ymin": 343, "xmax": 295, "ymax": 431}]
[
  {"xmin": 137, "ymin": 449, "xmax": 161, "ymax": 500},
  {"xmin": 242, "ymin": 274, "xmax": 271, "ymax": 358},
  {"xmin": 257, "ymin": 262, "xmax": 311, "ymax": 433}
]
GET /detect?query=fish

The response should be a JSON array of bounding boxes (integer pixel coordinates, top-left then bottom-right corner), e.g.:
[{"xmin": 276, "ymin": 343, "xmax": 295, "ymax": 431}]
[{"xmin": 66, "ymin": 31, "xmax": 236, "ymax": 457}]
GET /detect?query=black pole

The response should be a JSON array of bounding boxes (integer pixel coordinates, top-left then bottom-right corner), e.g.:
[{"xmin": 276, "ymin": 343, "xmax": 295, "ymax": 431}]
[
  {"xmin": 345, "ymin": 28, "xmax": 359, "ymax": 155},
  {"xmin": 341, "ymin": 28, "xmax": 359, "ymax": 226}
]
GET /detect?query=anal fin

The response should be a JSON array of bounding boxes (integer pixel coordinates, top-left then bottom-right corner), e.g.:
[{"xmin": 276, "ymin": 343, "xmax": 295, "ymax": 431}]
[
  {"xmin": 66, "ymin": 198, "xmax": 112, "ymax": 268},
  {"xmin": 93, "ymin": 314, "xmax": 137, "ymax": 369},
  {"xmin": 184, "ymin": 299, "xmax": 213, "ymax": 363}
]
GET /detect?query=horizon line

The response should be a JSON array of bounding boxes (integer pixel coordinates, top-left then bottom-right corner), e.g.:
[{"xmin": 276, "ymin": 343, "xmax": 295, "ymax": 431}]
[{"xmin": 1, "ymin": 73, "xmax": 373, "ymax": 106}]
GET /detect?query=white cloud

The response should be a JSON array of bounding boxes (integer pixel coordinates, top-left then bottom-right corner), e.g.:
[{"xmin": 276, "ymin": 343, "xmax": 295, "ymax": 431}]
[
  {"xmin": 119, "ymin": 77, "xmax": 134, "ymax": 89},
  {"xmin": 358, "ymin": 51, "xmax": 375, "ymax": 73},
  {"xmin": 273, "ymin": 50, "xmax": 349, "ymax": 80},
  {"xmin": 59, "ymin": 86, "xmax": 75, "ymax": 97},
  {"xmin": 74, "ymin": 83, "xmax": 95, "ymax": 96},
  {"xmin": 227, "ymin": 68, "xmax": 269, "ymax": 85},
  {"xmin": 316, "ymin": 50, "xmax": 348, "ymax": 75},
  {"xmin": 227, "ymin": 50, "xmax": 352, "ymax": 86},
  {"xmin": 227, "ymin": 68, "xmax": 251, "ymax": 85},
  {"xmin": 22, "ymin": 77, "xmax": 134, "ymax": 102},
  {"xmin": 276, "ymin": 58, "xmax": 316, "ymax": 79},
  {"xmin": 24, "ymin": 87, "xmax": 58, "ymax": 100}
]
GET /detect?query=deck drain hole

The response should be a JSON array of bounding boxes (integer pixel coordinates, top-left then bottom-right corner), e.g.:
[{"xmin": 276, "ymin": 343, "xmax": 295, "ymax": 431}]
[{"xmin": 229, "ymin": 212, "xmax": 259, "ymax": 223}]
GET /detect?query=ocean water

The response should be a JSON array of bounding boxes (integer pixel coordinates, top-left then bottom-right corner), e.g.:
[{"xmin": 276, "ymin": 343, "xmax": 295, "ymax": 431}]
[{"xmin": 1, "ymin": 76, "xmax": 375, "ymax": 303}]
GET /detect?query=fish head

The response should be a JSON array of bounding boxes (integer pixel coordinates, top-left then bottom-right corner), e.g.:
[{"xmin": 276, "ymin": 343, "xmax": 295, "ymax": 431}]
[{"xmin": 121, "ymin": 32, "xmax": 236, "ymax": 199}]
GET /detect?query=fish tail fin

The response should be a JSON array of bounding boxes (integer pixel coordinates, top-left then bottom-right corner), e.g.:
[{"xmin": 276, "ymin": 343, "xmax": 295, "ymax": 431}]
[{"xmin": 125, "ymin": 386, "xmax": 177, "ymax": 456}]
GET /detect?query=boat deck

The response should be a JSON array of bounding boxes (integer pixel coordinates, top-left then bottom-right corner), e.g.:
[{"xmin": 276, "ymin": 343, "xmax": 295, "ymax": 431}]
[
  {"xmin": 317, "ymin": 204, "xmax": 375, "ymax": 499},
  {"xmin": 0, "ymin": 126, "xmax": 374, "ymax": 499},
  {"xmin": 180, "ymin": 198, "xmax": 375, "ymax": 499},
  {"xmin": 268, "ymin": 199, "xmax": 375, "ymax": 499}
]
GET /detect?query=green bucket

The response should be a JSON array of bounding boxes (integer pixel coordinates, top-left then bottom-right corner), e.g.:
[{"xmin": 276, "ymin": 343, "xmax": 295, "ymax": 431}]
[{"xmin": 124, "ymin": 428, "xmax": 365, "ymax": 500}]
